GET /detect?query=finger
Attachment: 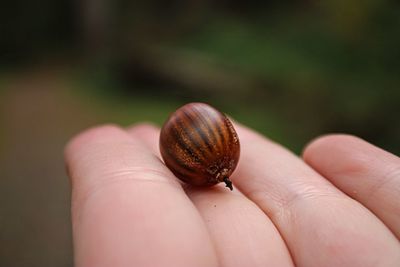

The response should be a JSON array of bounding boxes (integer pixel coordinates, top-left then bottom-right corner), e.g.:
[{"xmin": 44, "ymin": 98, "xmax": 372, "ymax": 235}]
[
  {"xmin": 65, "ymin": 124, "xmax": 217, "ymax": 267},
  {"xmin": 303, "ymin": 134, "xmax": 400, "ymax": 238},
  {"xmin": 230, "ymin": 123, "xmax": 400, "ymax": 267},
  {"xmin": 185, "ymin": 186, "xmax": 294, "ymax": 267},
  {"xmin": 128, "ymin": 122, "xmax": 161, "ymax": 157},
  {"xmin": 128, "ymin": 123, "xmax": 294, "ymax": 267}
]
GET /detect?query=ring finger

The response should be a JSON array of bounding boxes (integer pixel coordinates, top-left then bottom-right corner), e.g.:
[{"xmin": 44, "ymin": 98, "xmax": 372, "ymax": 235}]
[{"xmin": 231, "ymin": 123, "xmax": 400, "ymax": 267}]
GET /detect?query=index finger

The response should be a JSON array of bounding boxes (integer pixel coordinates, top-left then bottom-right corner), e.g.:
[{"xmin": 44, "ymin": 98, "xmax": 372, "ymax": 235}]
[{"xmin": 65, "ymin": 124, "xmax": 217, "ymax": 267}]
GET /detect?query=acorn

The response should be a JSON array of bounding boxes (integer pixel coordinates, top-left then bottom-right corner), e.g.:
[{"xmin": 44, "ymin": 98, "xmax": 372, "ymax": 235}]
[{"xmin": 159, "ymin": 102, "xmax": 240, "ymax": 190}]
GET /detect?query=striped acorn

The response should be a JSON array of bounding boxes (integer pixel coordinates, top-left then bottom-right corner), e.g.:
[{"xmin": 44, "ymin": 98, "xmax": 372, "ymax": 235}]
[{"xmin": 159, "ymin": 102, "xmax": 240, "ymax": 190}]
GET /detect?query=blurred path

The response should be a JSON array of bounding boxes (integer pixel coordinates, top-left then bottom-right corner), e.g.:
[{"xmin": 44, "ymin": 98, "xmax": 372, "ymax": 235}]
[{"xmin": 0, "ymin": 69, "xmax": 100, "ymax": 267}]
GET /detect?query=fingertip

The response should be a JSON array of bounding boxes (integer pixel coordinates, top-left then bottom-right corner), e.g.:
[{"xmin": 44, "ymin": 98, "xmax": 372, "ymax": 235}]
[
  {"xmin": 303, "ymin": 134, "xmax": 355, "ymax": 160},
  {"xmin": 126, "ymin": 122, "xmax": 161, "ymax": 155},
  {"xmin": 64, "ymin": 124, "xmax": 128, "ymax": 184},
  {"xmin": 127, "ymin": 122, "xmax": 160, "ymax": 137},
  {"xmin": 302, "ymin": 134, "xmax": 372, "ymax": 176},
  {"xmin": 65, "ymin": 123, "xmax": 123, "ymax": 159}
]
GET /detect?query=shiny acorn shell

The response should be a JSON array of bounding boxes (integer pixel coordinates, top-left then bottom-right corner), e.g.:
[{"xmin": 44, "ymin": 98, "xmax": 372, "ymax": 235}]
[{"xmin": 159, "ymin": 102, "xmax": 240, "ymax": 190}]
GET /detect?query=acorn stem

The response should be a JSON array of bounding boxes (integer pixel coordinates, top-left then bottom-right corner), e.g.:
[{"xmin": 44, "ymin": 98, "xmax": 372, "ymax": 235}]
[{"xmin": 223, "ymin": 177, "xmax": 233, "ymax": 191}]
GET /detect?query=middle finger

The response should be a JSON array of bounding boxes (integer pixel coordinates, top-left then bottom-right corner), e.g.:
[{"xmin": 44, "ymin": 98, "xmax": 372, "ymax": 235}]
[{"xmin": 128, "ymin": 123, "xmax": 294, "ymax": 267}]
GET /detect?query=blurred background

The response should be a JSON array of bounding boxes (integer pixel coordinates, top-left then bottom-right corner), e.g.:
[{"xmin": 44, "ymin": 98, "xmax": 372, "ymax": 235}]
[{"xmin": 1, "ymin": 1, "xmax": 399, "ymax": 266}]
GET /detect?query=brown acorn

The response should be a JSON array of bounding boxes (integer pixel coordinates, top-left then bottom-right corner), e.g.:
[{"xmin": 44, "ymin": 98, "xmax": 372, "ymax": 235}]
[{"xmin": 159, "ymin": 102, "xmax": 240, "ymax": 190}]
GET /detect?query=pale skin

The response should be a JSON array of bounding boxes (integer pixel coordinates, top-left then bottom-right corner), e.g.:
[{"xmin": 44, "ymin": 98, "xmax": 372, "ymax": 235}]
[{"xmin": 65, "ymin": 122, "xmax": 400, "ymax": 267}]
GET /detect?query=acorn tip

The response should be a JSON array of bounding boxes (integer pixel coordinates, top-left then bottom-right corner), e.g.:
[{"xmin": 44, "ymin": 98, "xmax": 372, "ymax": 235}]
[{"xmin": 223, "ymin": 177, "xmax": 233, "ymax": 191}]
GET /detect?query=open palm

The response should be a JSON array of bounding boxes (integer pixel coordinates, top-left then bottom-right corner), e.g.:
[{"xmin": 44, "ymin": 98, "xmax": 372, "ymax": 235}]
[{"xmin": 65, "ymin": 122, "xmax": 400, "ymax": 267}]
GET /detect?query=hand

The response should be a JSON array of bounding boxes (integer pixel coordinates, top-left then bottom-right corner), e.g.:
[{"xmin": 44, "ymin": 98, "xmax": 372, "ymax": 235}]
[{"xmin": 65, "ymin": 122, "xmax": 400, "ymax": 267}]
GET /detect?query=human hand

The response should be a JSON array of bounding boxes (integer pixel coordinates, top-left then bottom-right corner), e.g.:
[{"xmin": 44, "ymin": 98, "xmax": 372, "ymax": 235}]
[{"xmin": 65, "ymin": 122, "xmax": 400, "ymax": 267}]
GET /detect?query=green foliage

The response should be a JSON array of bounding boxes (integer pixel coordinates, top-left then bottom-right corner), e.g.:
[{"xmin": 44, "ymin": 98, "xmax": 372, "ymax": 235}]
[{"xmin": 2, "ymin": 1, "xmax": 400, "ymax": 154}]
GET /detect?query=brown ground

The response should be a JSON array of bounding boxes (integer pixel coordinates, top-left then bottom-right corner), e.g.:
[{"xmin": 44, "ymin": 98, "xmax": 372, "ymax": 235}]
[{"xmin": 0, "ymin": 69, "xmax": 104, "ymax": 266}]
